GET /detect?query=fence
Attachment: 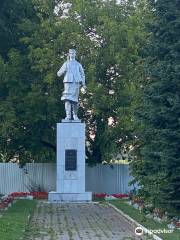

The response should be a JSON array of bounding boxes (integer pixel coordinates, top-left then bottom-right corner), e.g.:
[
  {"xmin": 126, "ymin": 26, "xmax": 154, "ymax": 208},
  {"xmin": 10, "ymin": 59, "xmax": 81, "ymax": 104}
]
[{"xmin": 0, "ymin": 163, "xmax": 137, "ymax": 195}]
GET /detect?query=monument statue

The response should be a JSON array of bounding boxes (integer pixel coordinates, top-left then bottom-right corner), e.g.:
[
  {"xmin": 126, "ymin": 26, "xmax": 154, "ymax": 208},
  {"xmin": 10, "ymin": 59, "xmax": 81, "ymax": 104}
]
[
  {"xmin": 48, "ymin": 49, "xmax": 92, "ymax": 203},
  {"xmin": 57, "ymin": 49, "xmax": 86, "ymax": 121}
]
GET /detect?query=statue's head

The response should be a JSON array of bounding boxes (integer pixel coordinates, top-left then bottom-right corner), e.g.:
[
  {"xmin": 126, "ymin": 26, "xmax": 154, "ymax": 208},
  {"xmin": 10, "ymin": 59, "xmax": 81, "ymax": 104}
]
[{"xmin": 68, "ymin": 49, "xmax": 76, "ymax": 60}]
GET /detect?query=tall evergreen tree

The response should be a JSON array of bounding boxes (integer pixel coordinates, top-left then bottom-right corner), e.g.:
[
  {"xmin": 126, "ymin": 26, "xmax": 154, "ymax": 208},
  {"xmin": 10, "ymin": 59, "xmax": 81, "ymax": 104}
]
[{"xmin": 131, "ymin": 0, "xmax": 180, "ymax": 213}]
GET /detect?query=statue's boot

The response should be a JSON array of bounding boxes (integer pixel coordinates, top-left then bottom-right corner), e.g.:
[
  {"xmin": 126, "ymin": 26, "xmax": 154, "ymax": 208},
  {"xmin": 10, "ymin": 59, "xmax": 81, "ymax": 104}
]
[
  {"xmin": 65, "ymin": 101, "xmax": 71, "ymax": 120},
  {"xmin": 73, "ymin": 103, "xmax": 79, "ymax": 121}
]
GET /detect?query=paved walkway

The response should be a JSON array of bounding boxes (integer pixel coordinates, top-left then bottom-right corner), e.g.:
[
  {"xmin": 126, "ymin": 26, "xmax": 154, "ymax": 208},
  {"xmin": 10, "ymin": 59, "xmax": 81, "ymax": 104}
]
[{"xmin": 24, "ymin": 201, "xmax": 143, "ymax": 240}]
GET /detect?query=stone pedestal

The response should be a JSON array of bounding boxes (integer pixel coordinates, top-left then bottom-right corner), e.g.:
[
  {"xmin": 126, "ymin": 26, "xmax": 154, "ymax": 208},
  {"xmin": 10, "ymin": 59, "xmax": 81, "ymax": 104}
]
[{"xmin": 48, "ymin": 121, "xmax": 92, "ymax": 202}]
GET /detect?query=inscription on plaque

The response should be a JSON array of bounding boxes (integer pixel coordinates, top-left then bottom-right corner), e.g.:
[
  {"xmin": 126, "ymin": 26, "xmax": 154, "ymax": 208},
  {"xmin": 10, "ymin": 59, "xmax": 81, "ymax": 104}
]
[{"xmin": 65, "ymin": 149, "xmax": 77, "ymax": 171}]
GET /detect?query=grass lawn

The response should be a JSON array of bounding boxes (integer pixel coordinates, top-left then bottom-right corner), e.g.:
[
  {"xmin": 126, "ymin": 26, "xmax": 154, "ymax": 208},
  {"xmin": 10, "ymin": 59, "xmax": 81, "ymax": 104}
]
[
  {"xmin": 109, "ymin": 199, "xmax": 180, "ymax": 240},
  {"xmin": 0, "ymin": 199, "xmax": 37, "ymax": 240}
]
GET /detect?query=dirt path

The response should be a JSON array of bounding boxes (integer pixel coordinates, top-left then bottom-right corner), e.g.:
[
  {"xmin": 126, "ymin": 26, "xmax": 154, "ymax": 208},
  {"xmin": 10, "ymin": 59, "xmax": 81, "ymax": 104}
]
[{"xmin": 24, "ymin": 201, "xmax": 143, "ymax": 240}]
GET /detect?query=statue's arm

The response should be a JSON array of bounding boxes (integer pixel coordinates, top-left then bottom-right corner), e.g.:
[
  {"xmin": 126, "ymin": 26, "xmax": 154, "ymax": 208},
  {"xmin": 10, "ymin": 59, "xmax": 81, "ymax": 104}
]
[
  {"xmin": 79, "ymin": 64, "xmax": 85, "ymax": 86},
  {"xmin": 57, "ymin": 62, "xmax": 67, "ymax": 77}
]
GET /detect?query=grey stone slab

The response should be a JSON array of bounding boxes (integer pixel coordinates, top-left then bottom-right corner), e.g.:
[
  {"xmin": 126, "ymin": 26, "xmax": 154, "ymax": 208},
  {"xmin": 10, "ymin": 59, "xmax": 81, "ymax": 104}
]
[
  {"xmin": 51, "ymin": 122, "xmax": 91, "ymax": 203},
  {"xmin": 24, "ymin": 201, "xmax": 144, "ymax": 240},
  {"xmin": 61, "ymin": 120, "xmax": 81, "ymax": 123}
]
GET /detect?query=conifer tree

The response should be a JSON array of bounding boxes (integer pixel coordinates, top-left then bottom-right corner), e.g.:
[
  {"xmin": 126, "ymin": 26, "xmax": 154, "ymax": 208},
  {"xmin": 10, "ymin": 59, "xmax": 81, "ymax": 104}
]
[{"xmin": 131, "ymin": 0, "xmax": 180, "ymax": 213}]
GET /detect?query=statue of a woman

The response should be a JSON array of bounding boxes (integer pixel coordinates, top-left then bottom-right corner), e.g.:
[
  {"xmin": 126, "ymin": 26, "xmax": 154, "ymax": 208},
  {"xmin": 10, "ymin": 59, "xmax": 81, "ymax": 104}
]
[{"xmin": 57, "ymin": 49, "xmax": 86, "ymax": 121}]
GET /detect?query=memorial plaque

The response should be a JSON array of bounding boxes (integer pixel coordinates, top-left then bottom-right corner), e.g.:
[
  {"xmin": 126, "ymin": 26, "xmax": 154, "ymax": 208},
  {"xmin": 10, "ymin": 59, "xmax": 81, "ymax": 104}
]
[{"xmin": 65, "ymin": 149, "xmax": 77, "ymax": 171}]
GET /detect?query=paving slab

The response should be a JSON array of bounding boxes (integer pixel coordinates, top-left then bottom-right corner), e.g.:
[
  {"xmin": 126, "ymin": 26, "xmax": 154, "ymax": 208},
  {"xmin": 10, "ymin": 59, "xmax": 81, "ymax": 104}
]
[{"xmin": 24, "ymin": 201, "xmax": 145, "ymax": 240}]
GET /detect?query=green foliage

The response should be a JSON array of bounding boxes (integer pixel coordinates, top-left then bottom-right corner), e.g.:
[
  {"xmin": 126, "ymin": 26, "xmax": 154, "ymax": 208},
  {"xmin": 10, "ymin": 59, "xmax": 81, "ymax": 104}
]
[
  {"xmin": 0, "ymin": 0, "xmax": 148, "ymax": 165},
  {"xmin": 130, "ymin": 0, "xmax": 180, "ymax": 213},
  {"xmin": 0, "ymin": 0, "xmax": 61, "ymax": 164},
  {"xmin": 64, "ymin": 0, "xmax": 149, "ymax": 163}
]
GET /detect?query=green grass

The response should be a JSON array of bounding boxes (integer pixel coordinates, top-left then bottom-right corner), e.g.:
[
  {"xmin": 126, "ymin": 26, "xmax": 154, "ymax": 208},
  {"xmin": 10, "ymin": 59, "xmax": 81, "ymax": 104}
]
[
  {"xmin": 109, "ymin": 199, "xmax": 180, "ymax": 240},
  {"xmin": 0, "ymin": 199, "xmax": 37, "ymax": 240},
  {"xmin": 92, "ymin": 196, "xmax": 106, "ymax": 202}
]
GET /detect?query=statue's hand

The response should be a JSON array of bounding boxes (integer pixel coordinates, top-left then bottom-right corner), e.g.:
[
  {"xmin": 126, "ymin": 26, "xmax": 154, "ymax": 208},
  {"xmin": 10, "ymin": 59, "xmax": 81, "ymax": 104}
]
[{"xmin": 81, "ymin": 85, "xmax": 87, "ymax": 94}]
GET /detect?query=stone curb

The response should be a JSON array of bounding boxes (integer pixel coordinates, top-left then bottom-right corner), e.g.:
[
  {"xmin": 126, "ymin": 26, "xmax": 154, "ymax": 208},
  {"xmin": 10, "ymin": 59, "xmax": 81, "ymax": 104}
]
[
  {"xmin": 45, "ymin": 201, "xmax": 99, "ymax": 204},
  {"xmin": 107, "ymin": 202, "xmax": 162, "ymax": 240}
]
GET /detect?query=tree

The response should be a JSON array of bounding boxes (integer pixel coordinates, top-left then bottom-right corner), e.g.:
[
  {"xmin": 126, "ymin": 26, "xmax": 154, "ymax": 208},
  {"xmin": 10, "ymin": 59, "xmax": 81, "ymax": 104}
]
[
  {"xmin": 0, "ymin": 0, "xmax": 60, "ymax": 165},
  {"xmin": 0, "ymin": 0, "xmax": 37, "ymax": 58},
  {"xmin": 130, "ymin": 0, "xmax": 180, "ymax": 213},
  {"xmin": 61, "ymin": 0, "xmax": 148, "ymax": 164},
  {"xmin": 0, "ymin": 0, "xmax": 148, "ymax": 166}
]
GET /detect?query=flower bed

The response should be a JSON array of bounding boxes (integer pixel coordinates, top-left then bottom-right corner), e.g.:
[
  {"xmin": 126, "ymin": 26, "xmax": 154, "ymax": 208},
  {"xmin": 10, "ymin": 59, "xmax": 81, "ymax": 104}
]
[
  {"xmin": 0, "ymin": 196, "xmax": 14, "ymax": 210},
  {"xmin": 111, "ymin": 193, "xmax": 129, "ymax": 199},
  {"xmin": 175, "ymin": 221, "xmax": 180, "ymax": 228},
  {"xmin": 0, "ymin": 191, "xmax": 48, "ymax": 211},
  {"xmin": 127, "ymin": 194, "xmax": 180, "ymax": 230},
  {"xmin": 93, "ymin": 193, "xmax": 129, "ymax": 200},
  {"xmin": 10, "ymin": 191, "xmax": 48, "ymax": 199}
]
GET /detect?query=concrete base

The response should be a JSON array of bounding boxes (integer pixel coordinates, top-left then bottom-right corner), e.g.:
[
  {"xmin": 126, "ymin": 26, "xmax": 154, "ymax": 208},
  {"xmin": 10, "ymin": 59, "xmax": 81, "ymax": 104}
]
[
  {"xmin": 48, "ymin": 122, "xmax": 92, "ymax": 203},
  {"xmin": 48, "ymin": 191, "xmax": 92, "ymax": 202},
  {"xmin": 61, "ymin": 119, "xmax": 81, "ymax": 123}
]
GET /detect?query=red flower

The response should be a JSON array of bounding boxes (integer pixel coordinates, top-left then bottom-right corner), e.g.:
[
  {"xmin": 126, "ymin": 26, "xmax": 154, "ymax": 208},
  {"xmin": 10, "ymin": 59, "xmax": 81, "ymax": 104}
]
[
  {"xmin": 112, "ymin": 194, "xmax": 129, "ymax": 198},
  {"xmin": 175, "ymin": 222, "xmax": 180, "ymax": 228},
  {"xmin": 30, "ymin": 192, "xmax": 48, "ymax": 199},
  {"xmin": 93, "ymin": 193, "xmax": 107, "ymax": 198}
]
